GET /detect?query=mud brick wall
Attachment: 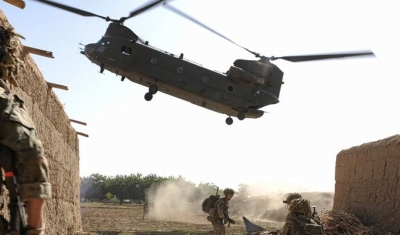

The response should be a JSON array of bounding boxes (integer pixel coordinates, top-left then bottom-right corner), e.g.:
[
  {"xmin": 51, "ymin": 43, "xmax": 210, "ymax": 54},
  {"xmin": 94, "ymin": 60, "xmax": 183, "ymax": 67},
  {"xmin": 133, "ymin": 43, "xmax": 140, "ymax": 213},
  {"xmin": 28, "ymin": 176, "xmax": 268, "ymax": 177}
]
[
  {"xmin": 1, "ymin": 11, "xmax": 82, "ymax": 234},
  {"xmin": 333, "ymin": 135, "xmax": 400, "ymax": 232}
]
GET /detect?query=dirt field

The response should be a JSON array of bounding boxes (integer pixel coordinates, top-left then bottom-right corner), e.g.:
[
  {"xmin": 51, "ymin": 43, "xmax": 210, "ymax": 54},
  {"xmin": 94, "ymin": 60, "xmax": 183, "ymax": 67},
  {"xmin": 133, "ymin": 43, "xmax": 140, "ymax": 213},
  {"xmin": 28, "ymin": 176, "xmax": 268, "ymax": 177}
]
[{"xmin": 81, "ymin": 203, "xmax": 283, "ymax": 235}]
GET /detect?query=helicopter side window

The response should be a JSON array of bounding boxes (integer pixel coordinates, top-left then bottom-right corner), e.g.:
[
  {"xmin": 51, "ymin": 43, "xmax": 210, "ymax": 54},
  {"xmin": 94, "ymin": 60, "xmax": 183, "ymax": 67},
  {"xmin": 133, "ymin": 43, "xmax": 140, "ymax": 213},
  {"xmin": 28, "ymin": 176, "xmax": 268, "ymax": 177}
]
[{"xmin": 120, "ymin": 46, "xmax": 132, "ymax": 55}]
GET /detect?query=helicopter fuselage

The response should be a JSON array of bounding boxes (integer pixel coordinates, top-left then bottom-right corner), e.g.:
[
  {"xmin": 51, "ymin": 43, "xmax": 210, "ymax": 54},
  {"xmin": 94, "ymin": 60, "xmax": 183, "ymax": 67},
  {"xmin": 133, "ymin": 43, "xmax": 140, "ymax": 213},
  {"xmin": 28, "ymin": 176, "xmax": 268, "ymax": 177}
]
[
  {"xmin": 31, "ymin": 0, "xmax": 374, "ymax": 124},
  {"xmin": 83, "ymin": 23, "xmax": 284, "ymax": 120}
]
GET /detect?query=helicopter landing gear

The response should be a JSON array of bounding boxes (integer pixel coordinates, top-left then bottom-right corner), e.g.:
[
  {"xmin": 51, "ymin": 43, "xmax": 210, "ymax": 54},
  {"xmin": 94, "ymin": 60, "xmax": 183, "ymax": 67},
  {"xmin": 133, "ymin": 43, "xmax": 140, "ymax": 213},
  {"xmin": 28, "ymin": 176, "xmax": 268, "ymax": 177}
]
[
  {"xmin": 121, "ymin": 76, "xmax": 125, "ymax": 81},
  {"xmin": 149, "ymin": 84, "xmax": 158, "ymax": 94},
  {"xmin": 226, "ymin": 117, "xmax": 233, "ymax": 125},
  {"xmin": 144, "ymin": 93, "xmax": 153, "ymax": 101},
  {"xmin": 100, "ymin": 63, "xmax": 105, "ymax": 73},
  {"xmin": 237, "ymin": 112, "xmax": 245, "ymax": 121},
  {"xmin": 145, "ymin": 84, "xmax": 158, "ymax": 101}
]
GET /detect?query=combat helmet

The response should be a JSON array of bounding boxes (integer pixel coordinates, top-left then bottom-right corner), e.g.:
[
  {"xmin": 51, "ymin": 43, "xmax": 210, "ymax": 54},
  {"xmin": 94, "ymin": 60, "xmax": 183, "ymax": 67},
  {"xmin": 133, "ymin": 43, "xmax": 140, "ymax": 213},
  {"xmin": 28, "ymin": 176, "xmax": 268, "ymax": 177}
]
[
  {"xmin": 289, "ymin": 198, "xmax": 312, "ymax": 216},
  {"xmin": 283, "ymin": 192, "xmax": 302, "ymax": 204},
  {"xmin": 223, "ymin": 188, "xmax": 235, "ymax": 196}
]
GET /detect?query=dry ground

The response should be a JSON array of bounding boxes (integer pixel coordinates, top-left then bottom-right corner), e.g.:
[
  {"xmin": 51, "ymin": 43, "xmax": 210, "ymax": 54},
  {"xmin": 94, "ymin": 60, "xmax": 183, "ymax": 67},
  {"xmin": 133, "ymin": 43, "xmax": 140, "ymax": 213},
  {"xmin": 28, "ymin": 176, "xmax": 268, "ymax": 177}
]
[{"xmin": 81, "ymin": 203, "xmax": 283, "ymax": 235}]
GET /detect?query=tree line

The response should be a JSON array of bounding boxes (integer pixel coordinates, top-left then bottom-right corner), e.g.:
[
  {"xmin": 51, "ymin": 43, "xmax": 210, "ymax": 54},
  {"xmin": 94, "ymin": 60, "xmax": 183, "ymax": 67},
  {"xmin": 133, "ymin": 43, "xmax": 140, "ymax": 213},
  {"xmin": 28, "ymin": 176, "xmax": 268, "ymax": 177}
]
[{"xmin": 80, "ymin": 173, "xmax": 225, "ymax": 204}]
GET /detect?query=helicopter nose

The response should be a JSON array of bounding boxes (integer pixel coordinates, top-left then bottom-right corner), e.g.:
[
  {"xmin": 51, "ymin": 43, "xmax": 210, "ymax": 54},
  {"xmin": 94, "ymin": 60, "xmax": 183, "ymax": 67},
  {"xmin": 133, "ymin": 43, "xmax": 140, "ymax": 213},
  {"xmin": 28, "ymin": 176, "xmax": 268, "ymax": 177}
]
[{"xmin": 83, "ymin": 43, "xmax": 96, "ymax": 57}]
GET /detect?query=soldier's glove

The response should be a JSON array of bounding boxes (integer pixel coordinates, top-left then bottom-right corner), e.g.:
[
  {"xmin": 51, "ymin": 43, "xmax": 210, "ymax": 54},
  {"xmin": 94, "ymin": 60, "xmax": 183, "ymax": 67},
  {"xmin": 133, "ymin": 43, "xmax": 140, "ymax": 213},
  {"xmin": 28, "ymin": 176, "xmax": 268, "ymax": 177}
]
[{"xmin": 223, "ymin": 218, "xmax": 228, "ymax": 224}]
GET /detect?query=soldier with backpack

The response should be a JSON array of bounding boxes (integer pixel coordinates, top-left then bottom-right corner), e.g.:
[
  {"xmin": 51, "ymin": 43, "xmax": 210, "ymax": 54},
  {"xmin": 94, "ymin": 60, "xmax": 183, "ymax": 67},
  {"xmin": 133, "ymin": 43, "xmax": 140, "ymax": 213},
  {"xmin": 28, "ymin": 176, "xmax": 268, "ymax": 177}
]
[
  {"xmin": 206, "ymin": 188, "xmax": 236, "ymax": 235},
  {"xmin": 279, "ymin": 198, "xmax": 324, "ymax": 235},
  {"xmin": 0, "ymin": 26, "xmax": 51, "ymax": 235}
]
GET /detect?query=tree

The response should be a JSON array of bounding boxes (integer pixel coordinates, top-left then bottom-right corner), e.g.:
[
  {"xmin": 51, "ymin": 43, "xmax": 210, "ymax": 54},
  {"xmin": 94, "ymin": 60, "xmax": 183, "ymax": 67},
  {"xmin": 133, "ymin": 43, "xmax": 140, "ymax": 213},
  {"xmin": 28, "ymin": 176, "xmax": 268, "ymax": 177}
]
[{"xmin": 80, "ymin": 173, "xmax": 107, "ymax": 201}]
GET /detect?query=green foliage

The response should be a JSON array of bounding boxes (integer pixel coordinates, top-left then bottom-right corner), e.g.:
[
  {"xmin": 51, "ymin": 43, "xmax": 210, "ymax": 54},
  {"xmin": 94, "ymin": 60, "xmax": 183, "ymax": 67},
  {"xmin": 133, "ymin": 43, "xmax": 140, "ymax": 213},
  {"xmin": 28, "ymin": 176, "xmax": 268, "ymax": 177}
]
[
  {"xmin": 81, "ymin": 173, "xmax": 175, "ymax": 202},
  {"xmin": 80, "ymin": 173, "xmax": 107, "ymax": 201},
  {"xmin": 80, "ymin": 173, "xmax": 223, "ymax": 203},
  {"xmin": 105, "ymin": 192, "xmax": 113, "ymax": 200}
]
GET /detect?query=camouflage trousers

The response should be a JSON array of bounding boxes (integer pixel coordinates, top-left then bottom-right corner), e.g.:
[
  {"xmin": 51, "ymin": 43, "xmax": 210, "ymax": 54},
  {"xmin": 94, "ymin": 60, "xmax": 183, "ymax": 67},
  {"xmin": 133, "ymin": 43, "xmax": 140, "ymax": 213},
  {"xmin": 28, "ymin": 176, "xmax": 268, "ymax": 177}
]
[
  {"xmin": 211, "ymin": 218, "xmax": 226, "ymax": 235},
  {"xmin": 0, "ymin": 88, "xmax": 51, "ymax": 201}
]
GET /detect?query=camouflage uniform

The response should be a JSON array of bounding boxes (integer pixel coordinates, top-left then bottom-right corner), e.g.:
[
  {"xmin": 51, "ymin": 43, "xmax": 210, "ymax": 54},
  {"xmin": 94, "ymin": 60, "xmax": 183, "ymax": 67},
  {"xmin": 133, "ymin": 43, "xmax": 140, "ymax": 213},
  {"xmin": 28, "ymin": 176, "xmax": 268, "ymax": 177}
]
[
  {"xmin": 209, "ymin": 188, "xmax": 234, "ymax": 235},
  {"xmin": 279, "ymin": 193, "xmax": 302, "ymax": 235},
  {"xmin": 0, "ymin": 25, "xmax": 51, "ymax": 235},
  {"xmin": 279, "ymin": 198, "xmax": 323, "ymax": 235},
  {"xmin": 0, "ymin": 87, "xmax": 51, "ymax": 201},
  {"xmin": 210, "ymin": 197, "xmax": 229, "ymax": 235},
  {"xmin": 282, "ymin": 193, "xmax": 302, "ymax": 205}
]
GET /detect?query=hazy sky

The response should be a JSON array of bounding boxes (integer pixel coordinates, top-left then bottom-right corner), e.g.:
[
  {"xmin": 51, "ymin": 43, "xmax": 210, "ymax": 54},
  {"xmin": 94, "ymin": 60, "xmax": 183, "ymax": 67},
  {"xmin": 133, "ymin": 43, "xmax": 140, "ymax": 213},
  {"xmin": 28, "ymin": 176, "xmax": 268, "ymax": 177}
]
[{"xmin": 2, "ymin": 0, "xmax": 400, "ymax": 193}]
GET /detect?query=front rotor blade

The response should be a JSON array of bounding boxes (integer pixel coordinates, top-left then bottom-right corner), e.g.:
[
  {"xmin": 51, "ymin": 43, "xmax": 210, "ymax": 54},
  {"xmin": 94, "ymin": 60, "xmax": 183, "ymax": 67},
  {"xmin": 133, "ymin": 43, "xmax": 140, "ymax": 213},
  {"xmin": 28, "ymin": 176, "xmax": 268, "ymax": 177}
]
[
  {"xmin": 163, "ymin": 3, "xmax": 260, "ymax": 58},
  {"xmin": 125, "ymin": 0, "xmax": 164, "ymax": 21},
  {"xmin": 33, "ymin": 0, "xmax": 108, "ymax": 20},
  {"xmin": 272, "ymin": 51, "xmax": 375, "ymax": 62}
]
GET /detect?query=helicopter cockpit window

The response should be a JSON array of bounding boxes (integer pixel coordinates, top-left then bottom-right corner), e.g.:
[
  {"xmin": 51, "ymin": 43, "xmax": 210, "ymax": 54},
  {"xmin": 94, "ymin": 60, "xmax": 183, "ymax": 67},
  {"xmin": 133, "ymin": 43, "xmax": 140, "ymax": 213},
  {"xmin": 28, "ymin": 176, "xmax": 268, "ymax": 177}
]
[{"xmin": 120, "ymin": 46, "xmax": 132, "ymax": 55}]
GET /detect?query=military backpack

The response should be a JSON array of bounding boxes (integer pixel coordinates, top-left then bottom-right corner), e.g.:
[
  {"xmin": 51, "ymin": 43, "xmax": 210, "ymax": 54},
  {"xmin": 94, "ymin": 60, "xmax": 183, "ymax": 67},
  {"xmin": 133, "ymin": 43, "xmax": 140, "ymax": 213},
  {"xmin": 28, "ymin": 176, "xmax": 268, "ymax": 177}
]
[{"xmin": 202, "ymin": 194, "xmax": 220, "ymax": 214}]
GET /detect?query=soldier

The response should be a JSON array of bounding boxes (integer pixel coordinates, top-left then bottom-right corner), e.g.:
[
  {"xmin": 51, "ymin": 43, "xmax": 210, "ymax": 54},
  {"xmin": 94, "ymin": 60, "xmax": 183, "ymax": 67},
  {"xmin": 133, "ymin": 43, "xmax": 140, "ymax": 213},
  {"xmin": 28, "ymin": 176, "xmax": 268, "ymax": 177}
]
[
  {"xmin": 279, "ymin": 198, "xmax": 324, "ymax": 235},
  {"xmin": 142, "ymin": 202, "xmax": 149, "ymax": 220},
  {"xmin": 279, "ymin": 193, "xmax": 302, "ymax": 235},
  {"xmin": 208, "ymin": 188, "xmax": 236, "ymax": 235},
  {"xmin": 283, "ymin": 192, "xmax": 302, "ymax": 205},
  {"xmin": 0, "ymin": 26, "xmax": 51, "ymax": 235},
  {"xmin": 282, "ymin": 193, "xmax": 321, "ymax": 225}
]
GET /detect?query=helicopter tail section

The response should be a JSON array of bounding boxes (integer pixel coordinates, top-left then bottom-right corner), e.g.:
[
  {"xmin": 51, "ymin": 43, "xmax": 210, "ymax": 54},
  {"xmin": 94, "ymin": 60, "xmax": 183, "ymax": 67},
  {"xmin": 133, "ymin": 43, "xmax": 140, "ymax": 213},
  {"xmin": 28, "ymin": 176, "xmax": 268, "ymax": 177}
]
[{"xmin": 228, "ymin": 60, "xmax": 283, "ymax": 108}]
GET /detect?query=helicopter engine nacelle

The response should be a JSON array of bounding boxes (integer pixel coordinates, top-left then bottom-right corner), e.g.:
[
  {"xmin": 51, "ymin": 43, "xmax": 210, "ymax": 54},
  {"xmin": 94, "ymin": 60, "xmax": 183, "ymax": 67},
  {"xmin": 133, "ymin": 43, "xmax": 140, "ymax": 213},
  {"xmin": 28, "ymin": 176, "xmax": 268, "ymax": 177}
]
[{"xmin": 227, "ymin": 66, "xmax": 265, "ymax": 85}]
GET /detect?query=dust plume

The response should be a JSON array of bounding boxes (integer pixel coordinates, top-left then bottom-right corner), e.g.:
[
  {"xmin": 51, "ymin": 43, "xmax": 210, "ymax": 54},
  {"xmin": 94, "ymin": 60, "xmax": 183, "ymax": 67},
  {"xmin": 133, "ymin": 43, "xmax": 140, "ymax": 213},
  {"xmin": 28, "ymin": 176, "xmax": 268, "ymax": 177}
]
[
  {"xmin": 145, "ymin": 180, "xmax": 207, "ymax": 223},
  {"xmin": 230, "ymin": 182, "xmax": 334, "ymax": 222},
  {"xmin": 145, "ymin": 180, "xmax": 334, "ymax": 224}
]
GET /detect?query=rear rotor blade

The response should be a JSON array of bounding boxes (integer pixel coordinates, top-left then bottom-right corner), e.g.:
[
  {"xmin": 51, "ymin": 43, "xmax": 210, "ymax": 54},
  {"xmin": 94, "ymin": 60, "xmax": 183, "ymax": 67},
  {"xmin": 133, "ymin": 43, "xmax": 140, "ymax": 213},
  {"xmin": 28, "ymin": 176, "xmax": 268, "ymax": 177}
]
[
  {"xmin": 272, "ymin": 51, "xmax": 375, "ymax": 62},
  {"xmin": 32, "ymin": 0, "xmax": 108, "ymax": 20},
  {"xmin": 163, "ymin": 3, "xmax": 261, "ymax": 58}
]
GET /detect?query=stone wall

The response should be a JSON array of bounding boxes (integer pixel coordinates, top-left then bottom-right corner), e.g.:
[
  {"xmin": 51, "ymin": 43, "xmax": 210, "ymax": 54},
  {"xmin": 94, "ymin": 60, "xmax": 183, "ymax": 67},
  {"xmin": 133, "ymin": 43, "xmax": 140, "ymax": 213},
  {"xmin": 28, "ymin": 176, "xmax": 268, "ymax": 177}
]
[
  {"xmin": 333, "ymin": 135, "xmax": 400, "ymax": 232},
  {"xmin": 0, "ymin": 10, "xmax": 82, "ymax": 234}
]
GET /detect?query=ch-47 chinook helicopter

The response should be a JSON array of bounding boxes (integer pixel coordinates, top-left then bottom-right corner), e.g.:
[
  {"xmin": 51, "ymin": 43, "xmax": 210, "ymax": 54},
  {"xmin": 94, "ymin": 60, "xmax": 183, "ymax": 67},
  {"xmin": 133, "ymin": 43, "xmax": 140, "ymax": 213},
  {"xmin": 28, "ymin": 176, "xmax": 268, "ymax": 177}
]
[{"xmin": 33, "ymin": 0, "xmax": 374, "ymax": 125}]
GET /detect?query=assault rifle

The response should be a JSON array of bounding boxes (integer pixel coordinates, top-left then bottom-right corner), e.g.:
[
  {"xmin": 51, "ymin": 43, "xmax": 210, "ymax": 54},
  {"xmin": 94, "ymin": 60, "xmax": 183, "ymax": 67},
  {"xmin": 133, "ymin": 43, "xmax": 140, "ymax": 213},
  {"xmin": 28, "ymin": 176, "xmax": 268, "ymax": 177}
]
[
  {"xmin": 222, "ymin": 211, "xmax": 236, "ymax": 227},
  {"xmin": 0, "ymin": 144, "xmax": 28, "ymax": 234}
]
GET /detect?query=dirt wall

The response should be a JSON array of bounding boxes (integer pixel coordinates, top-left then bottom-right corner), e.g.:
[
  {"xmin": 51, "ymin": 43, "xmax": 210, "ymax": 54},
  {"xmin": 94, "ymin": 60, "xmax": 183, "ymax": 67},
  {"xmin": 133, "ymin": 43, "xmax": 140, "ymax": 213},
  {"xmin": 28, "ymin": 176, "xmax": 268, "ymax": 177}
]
[
  {"xmin": 0, "ymin": 11, "xmax": 82, "ymax": 234},
  {"xmin": 333, "ymin": 135, "xmax": 400, "ymax": 232}
]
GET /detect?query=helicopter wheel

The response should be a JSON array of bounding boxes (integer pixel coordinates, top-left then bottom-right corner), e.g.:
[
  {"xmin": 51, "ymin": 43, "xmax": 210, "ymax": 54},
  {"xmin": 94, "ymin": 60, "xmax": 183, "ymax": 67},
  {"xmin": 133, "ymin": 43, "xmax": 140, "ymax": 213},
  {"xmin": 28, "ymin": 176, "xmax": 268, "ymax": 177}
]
[
  {"xmin": 144, "ymin": 92, "xmax": 153, "ymax": 101},
  {"xmin": 237, "ymin": 112, "xmax": 245, "ymax": 121},
  {"xmin": 149, "ymin": 84, "xmax": 158, "ymax": 94},
  {"xmin": 226, "ymin": 117, "xmax": 233, "ymax": 125}
]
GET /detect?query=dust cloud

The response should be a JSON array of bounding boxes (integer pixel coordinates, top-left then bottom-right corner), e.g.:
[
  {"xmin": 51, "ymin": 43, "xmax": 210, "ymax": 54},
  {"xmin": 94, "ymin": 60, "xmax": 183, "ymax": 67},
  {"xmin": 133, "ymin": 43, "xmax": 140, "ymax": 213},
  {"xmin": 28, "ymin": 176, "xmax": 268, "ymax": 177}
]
[
  {"xmin": 145, "ymin": 180, "xmax": 207, "ymax": 223},
  {"xmin": 145, "ymin": 181, "xmax": 334, "ymax": 224}
]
